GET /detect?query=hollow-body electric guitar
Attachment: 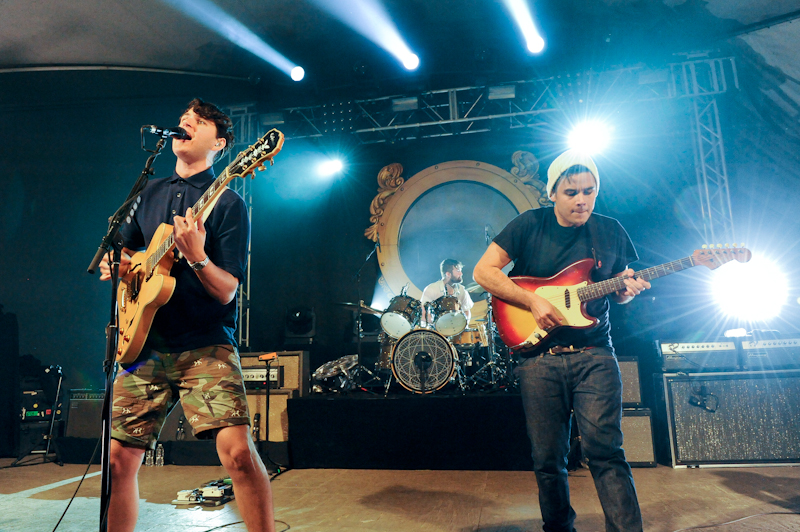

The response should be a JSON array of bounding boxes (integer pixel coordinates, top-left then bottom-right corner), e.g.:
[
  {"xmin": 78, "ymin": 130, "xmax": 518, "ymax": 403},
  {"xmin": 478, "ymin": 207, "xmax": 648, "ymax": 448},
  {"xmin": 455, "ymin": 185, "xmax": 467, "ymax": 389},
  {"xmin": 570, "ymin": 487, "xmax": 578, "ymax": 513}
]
[
  {"xmin": 492, "ymin": 247, "xmax": 752, "ymax": 354},
  {"xmin": 115, "ymin": 129, "xmax": 285, "ymax": 363}
]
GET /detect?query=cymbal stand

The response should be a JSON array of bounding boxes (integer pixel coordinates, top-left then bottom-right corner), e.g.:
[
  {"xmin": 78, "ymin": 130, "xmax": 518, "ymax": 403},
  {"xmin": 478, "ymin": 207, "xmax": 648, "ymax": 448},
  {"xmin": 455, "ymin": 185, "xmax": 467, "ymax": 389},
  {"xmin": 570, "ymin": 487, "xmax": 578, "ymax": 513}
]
[
  {"xmin": 353, "ymin": 244, "xmax": 381, "ymax": 390},
  {"xmin": 466, "ymin": 296, "xmax": 515, "ymax": 390}
]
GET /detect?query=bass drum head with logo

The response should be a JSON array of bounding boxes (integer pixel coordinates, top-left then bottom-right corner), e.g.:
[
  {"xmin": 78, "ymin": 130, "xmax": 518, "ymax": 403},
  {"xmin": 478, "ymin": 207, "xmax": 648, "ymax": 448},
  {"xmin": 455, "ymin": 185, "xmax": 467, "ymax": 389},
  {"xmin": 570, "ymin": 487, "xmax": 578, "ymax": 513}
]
[{"xmin": 391, "ymin": 329, "xmax": 456, "ymax": 394}]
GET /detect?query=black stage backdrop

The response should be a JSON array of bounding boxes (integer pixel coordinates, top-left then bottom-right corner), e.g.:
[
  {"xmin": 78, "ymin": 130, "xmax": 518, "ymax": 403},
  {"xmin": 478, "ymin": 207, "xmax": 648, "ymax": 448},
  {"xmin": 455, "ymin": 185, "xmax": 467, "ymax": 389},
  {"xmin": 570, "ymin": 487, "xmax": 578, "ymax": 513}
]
[{"xmin": 1, "ymin": 56, "xmax": 799, "ymax": 400}]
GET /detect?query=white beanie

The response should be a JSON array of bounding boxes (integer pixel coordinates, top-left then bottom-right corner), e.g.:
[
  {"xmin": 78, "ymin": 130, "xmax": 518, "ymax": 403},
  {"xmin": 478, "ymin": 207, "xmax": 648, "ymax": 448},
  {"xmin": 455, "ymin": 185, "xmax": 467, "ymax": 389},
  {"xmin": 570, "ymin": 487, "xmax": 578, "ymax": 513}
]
[{"xmin": 546, "ymin": 149, "xmax": 600, "ymax": 198}]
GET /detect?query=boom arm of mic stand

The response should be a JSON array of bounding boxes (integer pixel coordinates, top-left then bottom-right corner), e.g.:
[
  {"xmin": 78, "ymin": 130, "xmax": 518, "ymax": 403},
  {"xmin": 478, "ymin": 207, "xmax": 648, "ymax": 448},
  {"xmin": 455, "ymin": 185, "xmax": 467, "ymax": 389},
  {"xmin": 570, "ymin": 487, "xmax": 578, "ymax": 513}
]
[{"xmin": 87, "ymin": 138, "xmax": 166, "ymax": 274}]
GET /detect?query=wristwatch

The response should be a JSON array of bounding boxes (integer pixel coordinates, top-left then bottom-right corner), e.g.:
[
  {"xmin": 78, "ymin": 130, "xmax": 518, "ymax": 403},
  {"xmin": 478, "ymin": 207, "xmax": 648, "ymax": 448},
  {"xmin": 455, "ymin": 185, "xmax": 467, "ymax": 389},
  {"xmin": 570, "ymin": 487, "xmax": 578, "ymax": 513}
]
[{"xmin": 188, "ymin": 256, "xmax": 210, "ymax": 271}]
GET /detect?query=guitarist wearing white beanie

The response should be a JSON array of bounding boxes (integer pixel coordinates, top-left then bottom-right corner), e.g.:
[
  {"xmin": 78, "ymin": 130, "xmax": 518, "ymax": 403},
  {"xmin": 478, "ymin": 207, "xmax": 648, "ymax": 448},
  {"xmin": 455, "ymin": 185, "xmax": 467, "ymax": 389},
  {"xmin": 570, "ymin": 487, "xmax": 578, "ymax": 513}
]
[{"xmin": 474, "ymin": 148, "xmax": 649, "ymax": 532}]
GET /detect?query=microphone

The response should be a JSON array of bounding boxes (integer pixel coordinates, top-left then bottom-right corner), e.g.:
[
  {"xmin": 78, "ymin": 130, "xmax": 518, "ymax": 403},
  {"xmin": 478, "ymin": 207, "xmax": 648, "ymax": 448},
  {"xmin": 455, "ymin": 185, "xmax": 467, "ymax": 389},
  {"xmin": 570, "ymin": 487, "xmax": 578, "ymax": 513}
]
[
  {"xmin": 485, "ymin": 225, "xmax": 490, "ymax": 246},
  {"xmin": 143, "ymin": 125, "xmax": 191, "ymax": 140},
  {"xmin": 376, "ymin": 233, "xmax": 382, "ymax": 252}
]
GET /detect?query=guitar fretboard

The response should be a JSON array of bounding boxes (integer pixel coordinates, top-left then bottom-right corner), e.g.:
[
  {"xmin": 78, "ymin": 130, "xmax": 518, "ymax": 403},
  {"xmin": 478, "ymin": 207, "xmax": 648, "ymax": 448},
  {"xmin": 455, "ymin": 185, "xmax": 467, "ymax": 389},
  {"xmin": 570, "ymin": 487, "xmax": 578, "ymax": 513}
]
[{"xmin": 577, "ymin": 256, "xmax": 698, "ymax": 302}]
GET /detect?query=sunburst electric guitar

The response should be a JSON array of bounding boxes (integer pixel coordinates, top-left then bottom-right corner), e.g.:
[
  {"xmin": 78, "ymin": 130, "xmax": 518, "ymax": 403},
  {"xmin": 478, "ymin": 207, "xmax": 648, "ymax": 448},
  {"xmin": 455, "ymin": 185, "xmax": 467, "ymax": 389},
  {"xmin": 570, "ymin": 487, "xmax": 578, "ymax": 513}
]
[
  {"xmin": 115, "ymin": 129, "xmax": 285, "ymax": 364},
  {"xmin": 493, "ymin": 246, "xmax": 752, "ymax": 354}
]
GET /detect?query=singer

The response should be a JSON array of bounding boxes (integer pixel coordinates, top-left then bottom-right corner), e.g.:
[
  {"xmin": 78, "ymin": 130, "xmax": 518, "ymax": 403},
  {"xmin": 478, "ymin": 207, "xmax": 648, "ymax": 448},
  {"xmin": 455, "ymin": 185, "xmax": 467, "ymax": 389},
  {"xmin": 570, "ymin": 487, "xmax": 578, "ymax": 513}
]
[{"xmin": 98, "ymin": 98, "xmax": 276, "ymax": 532}]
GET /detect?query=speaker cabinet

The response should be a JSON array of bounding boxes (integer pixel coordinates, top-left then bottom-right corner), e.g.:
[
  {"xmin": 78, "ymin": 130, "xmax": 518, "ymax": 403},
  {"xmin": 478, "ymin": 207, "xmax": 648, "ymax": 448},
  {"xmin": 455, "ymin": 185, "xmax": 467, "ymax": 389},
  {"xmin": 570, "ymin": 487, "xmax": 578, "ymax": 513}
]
[
  {"xmin": 618, "ymin": 357, "xmax": 642, "ymax": 407},
  {"xmin": 65, "ymin": 390, "xmax": 105, "ymax": 438},
  {"xmin": 241, "ymin": 351, "xmax": 310, "ymax": 396},
  {"xmin": 246, "ymin": 389, "xmax": 294, "ymax": 443},
  {"xmin": 621, "ymin": 409, "xmax": 655, "ymax": 467},
  {"xmin": 660, "ymin": 370, "xmax": 800, "ymax": 467}
]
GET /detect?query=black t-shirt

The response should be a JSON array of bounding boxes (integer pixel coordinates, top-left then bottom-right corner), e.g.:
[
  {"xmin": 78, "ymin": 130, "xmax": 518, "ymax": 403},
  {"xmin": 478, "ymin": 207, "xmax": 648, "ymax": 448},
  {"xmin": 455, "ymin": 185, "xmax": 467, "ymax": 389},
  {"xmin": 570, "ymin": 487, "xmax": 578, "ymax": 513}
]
[
  {"xmin": 493, "ymin": 207, "xmax": 638, "ymax": 351},
  {"xmin": 120, "ymin": 167, "xmax": 250, "ymax": 354}
]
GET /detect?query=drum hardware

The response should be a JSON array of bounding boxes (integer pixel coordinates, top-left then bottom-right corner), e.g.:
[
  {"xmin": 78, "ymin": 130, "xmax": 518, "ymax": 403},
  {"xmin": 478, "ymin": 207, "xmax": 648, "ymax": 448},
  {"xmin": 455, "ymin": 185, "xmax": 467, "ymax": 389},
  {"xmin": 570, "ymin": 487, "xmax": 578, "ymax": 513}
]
[
  {"xmin": 337, "ymin": 301, "xmax": 384, "ymax": 316},
  {"xmin": 311, "ymin": 355, "xmax": 359, "ymax": 393},
  {"xmin": 464, "ymin": 282, "xmax": 487, "ymax": 295}
]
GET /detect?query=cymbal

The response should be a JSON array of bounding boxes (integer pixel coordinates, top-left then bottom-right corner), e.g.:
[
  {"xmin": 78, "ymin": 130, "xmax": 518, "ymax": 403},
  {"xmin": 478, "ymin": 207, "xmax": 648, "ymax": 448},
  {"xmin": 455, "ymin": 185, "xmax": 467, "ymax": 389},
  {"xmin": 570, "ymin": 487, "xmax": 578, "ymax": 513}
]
[
  {"xmin": 337, "ymin": 301, "xmax": 383, "ymax": 315},
  {"xmin": 465, "ymin": 282, "xmax": 487, "ymax": 294}
]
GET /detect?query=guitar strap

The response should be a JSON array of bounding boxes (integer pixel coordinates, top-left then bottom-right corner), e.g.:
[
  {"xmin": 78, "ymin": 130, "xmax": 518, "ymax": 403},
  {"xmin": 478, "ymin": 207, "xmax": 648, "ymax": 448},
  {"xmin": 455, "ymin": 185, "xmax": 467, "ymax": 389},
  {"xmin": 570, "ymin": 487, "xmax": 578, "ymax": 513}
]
[{"xmin": 586, "ymin": 215, "xmax": 603, "ymax": 281}]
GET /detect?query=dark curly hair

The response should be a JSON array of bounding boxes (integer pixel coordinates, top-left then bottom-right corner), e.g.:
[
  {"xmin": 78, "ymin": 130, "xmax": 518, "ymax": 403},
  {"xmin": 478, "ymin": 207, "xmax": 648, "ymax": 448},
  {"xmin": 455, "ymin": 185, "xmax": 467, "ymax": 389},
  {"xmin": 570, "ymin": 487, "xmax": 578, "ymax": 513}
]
[{"xmin": 184, "ymin": 98, "xmax": 235, "ymax": 160}]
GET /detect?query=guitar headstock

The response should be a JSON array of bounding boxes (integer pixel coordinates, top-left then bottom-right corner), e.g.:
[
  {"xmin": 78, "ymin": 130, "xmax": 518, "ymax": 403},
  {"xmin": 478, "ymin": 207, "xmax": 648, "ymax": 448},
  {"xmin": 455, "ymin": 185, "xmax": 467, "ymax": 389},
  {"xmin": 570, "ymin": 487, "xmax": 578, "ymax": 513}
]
[
  {"xmin": 229, "ymin": 128, "xmax": 285, "ymax": 179},
  {"xmin": 693, "ymin": 244, "xmax": 752, "ymax": 270}
]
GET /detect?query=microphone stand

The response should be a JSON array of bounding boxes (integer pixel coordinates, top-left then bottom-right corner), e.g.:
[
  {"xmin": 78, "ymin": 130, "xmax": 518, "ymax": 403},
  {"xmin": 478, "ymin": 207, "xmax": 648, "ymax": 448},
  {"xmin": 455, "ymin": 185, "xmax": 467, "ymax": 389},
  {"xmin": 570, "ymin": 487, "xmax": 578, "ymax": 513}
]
[
  {"xmin": 86, "ymin": 137, "xmax": 167, "ymax": 532},
  {"xmin": 353, "ymin": 241, "xmax": 381, "ymax": 390}
]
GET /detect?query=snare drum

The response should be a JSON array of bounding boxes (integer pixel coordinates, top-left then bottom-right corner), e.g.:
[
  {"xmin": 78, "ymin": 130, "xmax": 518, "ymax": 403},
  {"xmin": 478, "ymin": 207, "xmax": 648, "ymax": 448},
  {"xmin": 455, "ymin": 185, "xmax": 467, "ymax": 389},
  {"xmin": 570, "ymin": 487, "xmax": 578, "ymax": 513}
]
[
  {"xmin": 380, "ymin": 295, "xmax": 421, "ymax": 339},
  {"xmin": 431, "ymin": 296, "xmax": 467, "ymax": 337}
]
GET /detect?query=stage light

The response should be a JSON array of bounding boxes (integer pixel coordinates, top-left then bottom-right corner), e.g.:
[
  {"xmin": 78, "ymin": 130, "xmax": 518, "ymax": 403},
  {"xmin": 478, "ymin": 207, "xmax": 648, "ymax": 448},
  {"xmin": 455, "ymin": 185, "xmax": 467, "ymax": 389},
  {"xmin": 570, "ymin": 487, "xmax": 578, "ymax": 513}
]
[
  {"xmin": 160, "ymin": 0, "xmax": 303, "ymax": 80},
  {"xmin": 402, "ymin": 53, "xmax": 420, "ymax": 71},
  {"xmin": 318, "ymin": 159, "xmax": 344, "ymax": 177},
  {"xmin": 568, "ymin": 121, "xmax": 612, "ymax": 155},
  {"xmin": 309, "ymin": 0, "xmax": 419, "ymax": 71},
  {"xmin": 711, "ymin": 256, "xmax": 789, "ymax": 322},
  {"xmin": 724, "ymin": 328, "xmax": 747, "ymax": 338},
  {"xmin": 291, "ymin": 66, "xmax": 305, "ymax": 81},
  {"xmin": 527, "ymin": 35, "xmax": 545, "ymax": 54},
  {"xmin": 502, "ymin": 0, "xmax": 546, "ymax": 55}
]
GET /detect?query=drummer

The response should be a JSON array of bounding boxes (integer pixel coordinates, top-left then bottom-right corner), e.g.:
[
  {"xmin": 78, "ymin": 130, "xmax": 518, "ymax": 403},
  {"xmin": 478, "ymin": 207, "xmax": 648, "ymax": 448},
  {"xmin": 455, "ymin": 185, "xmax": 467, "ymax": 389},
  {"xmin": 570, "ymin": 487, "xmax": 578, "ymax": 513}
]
[{"xmin": 420, "ymin": 259, "xmax": 474, "ymax": 327}]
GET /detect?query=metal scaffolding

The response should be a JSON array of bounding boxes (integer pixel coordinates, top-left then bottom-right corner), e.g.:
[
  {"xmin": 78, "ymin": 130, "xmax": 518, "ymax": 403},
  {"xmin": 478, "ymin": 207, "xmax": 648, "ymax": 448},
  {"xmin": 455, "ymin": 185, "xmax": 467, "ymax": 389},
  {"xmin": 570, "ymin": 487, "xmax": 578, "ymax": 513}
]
[
  {"xmin": 224, "ymin": 55, "xmax": 739, "ymax": 341},
  {"xmin": 670, "ymin": 57, "xmax": 739, "ymax": 244},
  {"xmin": 222, "ymin": 103, "xmax": 262, "ymax": 349}
]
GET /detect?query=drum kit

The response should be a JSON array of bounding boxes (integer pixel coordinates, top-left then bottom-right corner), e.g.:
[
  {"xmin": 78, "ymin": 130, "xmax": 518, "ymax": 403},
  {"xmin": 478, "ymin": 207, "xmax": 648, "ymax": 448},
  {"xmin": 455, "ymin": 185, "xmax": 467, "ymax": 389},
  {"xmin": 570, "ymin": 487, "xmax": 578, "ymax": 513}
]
[{"xmin": 313, "ymin": 284, "xmax": 516, "ymax": 395}]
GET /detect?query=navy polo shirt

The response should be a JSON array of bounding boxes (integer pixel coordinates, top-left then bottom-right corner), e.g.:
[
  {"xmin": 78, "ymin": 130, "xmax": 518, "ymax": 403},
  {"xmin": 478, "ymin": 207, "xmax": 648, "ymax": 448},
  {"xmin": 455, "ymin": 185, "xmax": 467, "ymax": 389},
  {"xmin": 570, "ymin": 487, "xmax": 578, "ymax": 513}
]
[{"xmin": 120, "ymin": 167, "xmax": 250, "ymax": 354}]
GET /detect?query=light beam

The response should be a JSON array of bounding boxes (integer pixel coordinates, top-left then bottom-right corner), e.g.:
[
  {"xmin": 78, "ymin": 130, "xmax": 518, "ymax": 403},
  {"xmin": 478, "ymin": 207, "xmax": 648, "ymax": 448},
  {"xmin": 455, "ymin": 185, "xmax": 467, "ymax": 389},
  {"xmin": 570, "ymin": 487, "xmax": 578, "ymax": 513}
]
[{"xmin": 160, "ymin": 0, "xmax": 304, "ymax": 80}]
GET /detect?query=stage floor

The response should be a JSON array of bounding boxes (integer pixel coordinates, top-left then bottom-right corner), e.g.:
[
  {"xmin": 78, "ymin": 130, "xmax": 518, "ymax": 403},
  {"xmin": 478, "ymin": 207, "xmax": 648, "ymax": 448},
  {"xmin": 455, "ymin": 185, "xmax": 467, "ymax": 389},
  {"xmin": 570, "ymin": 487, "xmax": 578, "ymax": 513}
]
[{"xmin": 2, "ymin": 459, "xmax": 799, "ymax": 531}]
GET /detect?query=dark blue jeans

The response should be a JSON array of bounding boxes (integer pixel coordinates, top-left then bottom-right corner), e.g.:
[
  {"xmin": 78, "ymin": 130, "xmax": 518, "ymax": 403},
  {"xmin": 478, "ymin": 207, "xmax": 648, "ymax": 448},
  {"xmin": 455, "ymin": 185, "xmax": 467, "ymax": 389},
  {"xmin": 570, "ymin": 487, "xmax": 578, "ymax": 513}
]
[{"xmin": 515, "ymin": 347, "xmax": 643, "ymax": 532}]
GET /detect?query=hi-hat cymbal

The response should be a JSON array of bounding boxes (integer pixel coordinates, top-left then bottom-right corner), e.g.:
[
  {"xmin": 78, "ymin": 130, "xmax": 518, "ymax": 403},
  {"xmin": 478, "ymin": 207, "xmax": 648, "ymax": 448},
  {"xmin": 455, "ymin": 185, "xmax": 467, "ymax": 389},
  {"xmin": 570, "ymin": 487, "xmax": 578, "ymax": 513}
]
[
  {"xmin": 465, "ymin": 282, "xmax": 487, "ymax": 294},
  {"xmin": 337, "ymin": 301, "xmax": 383, "ymax": 315}
]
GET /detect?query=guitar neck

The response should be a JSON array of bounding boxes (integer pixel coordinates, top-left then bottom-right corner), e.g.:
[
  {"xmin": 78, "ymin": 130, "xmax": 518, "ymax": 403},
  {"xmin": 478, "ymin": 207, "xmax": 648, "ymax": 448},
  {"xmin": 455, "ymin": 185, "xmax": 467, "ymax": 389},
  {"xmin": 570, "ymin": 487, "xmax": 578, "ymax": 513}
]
[
  {"xmin": 145, "ymin": 168, "xmax": 236, "ymax": 274},
  {"xmin": 577, "ymin": 256, "xmax": 696, "ymax": 302}
]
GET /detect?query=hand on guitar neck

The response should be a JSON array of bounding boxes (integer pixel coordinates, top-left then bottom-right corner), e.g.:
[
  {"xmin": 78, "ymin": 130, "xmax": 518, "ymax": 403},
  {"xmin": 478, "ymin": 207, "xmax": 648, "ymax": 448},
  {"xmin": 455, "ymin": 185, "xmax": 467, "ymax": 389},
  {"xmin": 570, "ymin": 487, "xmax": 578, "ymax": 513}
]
[{"xmin": 611, "ymin": 267, "xmax": 651, "ymax": 304}]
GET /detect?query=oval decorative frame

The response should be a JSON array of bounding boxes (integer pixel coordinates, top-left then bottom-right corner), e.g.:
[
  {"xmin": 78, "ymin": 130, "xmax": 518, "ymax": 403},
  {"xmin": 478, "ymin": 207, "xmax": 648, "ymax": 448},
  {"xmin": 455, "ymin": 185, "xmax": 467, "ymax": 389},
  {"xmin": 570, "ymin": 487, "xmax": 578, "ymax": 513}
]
[{"xmin": 369, "ymin": 159, "xmax": 546, "ymax": 298}]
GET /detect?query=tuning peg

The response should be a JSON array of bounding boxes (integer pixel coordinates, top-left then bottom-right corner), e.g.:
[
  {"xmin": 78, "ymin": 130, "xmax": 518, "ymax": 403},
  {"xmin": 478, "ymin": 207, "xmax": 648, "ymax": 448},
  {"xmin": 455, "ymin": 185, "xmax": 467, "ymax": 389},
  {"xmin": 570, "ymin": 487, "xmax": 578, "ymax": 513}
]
[
  {"xmin": 702, "ymin": 244, "xmax": 708, "ymax": 250},
  {"xmin": 724, "ymin": 243, "xmax": 730, "ymax": 247}
]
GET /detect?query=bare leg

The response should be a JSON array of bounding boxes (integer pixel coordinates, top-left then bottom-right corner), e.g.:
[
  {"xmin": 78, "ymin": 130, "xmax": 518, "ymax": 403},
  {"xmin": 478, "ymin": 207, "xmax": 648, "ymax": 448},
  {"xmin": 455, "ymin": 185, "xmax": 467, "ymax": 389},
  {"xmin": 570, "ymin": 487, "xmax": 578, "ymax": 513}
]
[
  {"xmin": 108, "ymin": 439, "xmax": 146, "ymax": 532},
  {"xmin": 216, "ymin": 425, "xmax": 275, "ymax": 532}
]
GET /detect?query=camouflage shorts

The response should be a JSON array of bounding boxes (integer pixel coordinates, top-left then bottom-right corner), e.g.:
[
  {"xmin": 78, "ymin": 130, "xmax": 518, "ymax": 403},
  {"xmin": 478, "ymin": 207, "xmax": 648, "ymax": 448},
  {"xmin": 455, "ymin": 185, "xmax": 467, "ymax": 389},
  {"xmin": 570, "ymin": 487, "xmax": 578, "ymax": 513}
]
[{"xmin": 111, "ymin": 344, "xmax": 250, "ymax": 449}]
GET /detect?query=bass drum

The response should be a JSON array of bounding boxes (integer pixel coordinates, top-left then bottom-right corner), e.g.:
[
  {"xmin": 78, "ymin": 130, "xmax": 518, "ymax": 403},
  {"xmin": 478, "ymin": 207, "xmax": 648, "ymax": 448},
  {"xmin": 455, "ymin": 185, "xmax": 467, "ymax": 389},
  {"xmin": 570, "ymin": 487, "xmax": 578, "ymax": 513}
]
[
  {"xmin": 380, "ymin": 295, "xmax": 421, "ymax": 339},
  {"xmin": 391, "ymin": 329, "xmax": 457, "ymax": 394}
]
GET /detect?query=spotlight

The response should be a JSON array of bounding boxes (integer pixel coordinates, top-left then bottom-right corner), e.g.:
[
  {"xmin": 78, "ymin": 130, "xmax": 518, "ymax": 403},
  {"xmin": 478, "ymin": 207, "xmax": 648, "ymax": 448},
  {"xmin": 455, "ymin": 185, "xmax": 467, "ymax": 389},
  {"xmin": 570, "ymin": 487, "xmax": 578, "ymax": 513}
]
[
  {"xmin": 527, "ymin": 35, "xmax": 545, "ymax": 54},
  {"xmin": 160, "ymin": 0, "xmax": 301, "ymax": 80},
  {"xmin": 318, "ymin": 159, "xmax": 344, "ymax": 177},
  {"xmin": 723, "ymin": 328, "xmax": 748, "ymax": 338},
  {"xmin": 308, "ymin": 0, "xmax": 419, "ymax": 73},
  {"xmin": 711, "ymin": 256, "xmax": 789, "ymax": 322},
  {"xmin": 402, "ymin": 53, "xmax": 420, "ymax": 71},
  {"xmin": 568, "ymin": 121, "xmax": 612, "ymax": 155},
  {"xmin": 502, "ymin": 0, "xmax": 546, "ymax": 55},
  {"xmin": 291, "ymin": 66, "xmax": 305, "ymax": 81}
]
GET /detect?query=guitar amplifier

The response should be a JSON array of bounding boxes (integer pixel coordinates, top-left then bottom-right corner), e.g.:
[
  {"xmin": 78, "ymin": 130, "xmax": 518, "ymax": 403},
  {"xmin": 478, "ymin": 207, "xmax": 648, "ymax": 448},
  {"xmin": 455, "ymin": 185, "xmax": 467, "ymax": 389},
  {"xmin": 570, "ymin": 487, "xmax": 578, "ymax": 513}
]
[
  {"xmin": 240, "ymin": 351, "xmax": 310, "ymax": 396},
  {"xmin": 656, "ymin": 340, "xmax": 738, "ymax": 372},
  {"xmin": 741, "ymin": 338, "xmax": 800, "ymax": 371}
]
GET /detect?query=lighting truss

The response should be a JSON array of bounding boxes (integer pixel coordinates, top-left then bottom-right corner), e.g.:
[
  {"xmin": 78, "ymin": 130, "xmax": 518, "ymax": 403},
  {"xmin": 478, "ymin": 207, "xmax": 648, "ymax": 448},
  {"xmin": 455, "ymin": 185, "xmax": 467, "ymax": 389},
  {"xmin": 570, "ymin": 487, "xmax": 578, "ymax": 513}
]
[{"xmin": 223, "ymin": 103, "xmax": 261, "ymax": 349}]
